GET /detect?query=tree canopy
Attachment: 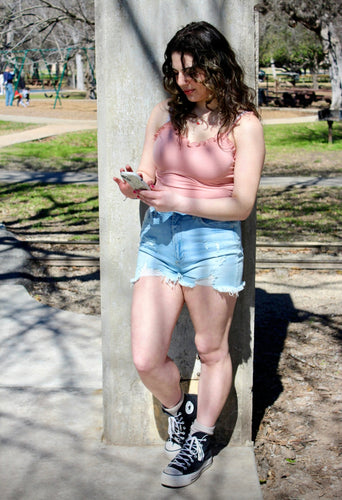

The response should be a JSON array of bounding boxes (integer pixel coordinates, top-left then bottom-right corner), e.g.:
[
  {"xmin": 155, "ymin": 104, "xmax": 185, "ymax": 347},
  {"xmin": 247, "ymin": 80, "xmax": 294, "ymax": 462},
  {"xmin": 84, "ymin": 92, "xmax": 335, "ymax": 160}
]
[
  {"xmin": 259, "ymin": 12, "xmax": 324, "ymax": 73},
  {"xmin": 0, "ymin": 0, "xmax": 94, "ymax": 52},
  {"xmin": 256, "ymin": 0, "xmax": 342, "ymax": 108}
]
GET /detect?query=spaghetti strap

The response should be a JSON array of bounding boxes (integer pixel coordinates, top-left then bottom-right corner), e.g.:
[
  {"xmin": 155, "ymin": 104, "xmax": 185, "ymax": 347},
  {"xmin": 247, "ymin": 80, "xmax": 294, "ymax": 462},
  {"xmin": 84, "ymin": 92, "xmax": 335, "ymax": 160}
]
[{"xmin": 228, "ymin": 111, "xmax": 252, "ymax": 133}]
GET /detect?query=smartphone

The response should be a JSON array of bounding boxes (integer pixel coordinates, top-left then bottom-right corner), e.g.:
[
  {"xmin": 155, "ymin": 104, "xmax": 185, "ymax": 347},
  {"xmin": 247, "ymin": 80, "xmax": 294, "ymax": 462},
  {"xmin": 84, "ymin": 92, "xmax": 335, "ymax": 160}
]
[{"xmin": 120, "ymin": 171, "xmax": 151, "ymax": 191}]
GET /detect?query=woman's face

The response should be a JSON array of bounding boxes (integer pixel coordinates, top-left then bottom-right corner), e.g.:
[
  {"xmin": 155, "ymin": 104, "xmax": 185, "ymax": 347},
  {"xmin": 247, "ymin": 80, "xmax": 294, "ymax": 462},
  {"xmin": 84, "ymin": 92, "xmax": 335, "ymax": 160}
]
[{"xmin": 171, "ymin": 52, "xmax": 210, "ymax": 106}]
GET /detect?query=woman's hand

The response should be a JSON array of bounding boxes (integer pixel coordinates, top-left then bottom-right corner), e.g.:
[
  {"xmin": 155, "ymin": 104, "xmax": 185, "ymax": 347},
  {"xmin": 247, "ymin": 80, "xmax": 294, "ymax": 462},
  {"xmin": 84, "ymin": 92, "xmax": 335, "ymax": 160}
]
[
  {"xmin": 113, "ymin": 166, "xmax": 140, "ymax": 199},
  {"xmin": 136, "ymin": 185, "xmax": 181, "ymax": 212}
]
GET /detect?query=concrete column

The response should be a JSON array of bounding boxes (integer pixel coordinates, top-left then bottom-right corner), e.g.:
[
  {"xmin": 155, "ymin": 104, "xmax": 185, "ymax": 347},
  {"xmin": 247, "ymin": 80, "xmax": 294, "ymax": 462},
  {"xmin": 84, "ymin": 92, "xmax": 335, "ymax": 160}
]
[{"xmin": 95, "ymin": 0, "xmax": 259, "ymax": 446}]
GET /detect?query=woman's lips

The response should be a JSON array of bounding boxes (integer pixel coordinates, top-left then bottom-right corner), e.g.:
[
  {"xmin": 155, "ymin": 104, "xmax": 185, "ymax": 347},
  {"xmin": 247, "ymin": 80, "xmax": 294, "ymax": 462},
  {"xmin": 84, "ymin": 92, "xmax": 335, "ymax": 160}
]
[{"xmin": 183, "ymin": 89, "xmax": 194, "ymax": 95}]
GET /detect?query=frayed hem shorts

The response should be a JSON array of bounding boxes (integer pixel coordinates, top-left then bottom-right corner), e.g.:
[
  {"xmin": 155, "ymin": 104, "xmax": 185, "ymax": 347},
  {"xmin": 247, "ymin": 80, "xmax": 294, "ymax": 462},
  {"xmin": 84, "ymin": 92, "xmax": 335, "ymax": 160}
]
[{"xmin": 132, "ymin": 208, "xmax": 245, "ymax": 295}]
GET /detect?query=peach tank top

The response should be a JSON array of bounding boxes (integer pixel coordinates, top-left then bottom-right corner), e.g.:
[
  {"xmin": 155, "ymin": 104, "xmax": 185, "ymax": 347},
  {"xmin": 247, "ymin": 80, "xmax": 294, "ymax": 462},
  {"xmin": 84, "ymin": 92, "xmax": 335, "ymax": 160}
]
[{"xmin": 153, "ymin": 114, "xmax": 247, "ymax": 199}]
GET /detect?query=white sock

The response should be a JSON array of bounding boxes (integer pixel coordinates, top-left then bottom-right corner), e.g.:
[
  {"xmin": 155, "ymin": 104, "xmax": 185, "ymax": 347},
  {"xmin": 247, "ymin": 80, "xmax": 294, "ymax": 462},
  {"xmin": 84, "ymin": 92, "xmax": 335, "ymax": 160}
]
[
  {"xmin": 190, "ymin": 418, "xmax": 215, "ymax": 436},
  {"xmin": 163, "ymin": 390, "xmax": 184, "ymax": 416}
]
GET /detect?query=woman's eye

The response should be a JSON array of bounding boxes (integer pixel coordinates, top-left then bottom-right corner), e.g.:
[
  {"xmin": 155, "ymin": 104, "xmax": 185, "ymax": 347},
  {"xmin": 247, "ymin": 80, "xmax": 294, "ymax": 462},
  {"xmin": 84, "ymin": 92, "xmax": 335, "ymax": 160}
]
[{"xmin": 185, "ymin": 68, "xmax": 198, "ymax": 79}]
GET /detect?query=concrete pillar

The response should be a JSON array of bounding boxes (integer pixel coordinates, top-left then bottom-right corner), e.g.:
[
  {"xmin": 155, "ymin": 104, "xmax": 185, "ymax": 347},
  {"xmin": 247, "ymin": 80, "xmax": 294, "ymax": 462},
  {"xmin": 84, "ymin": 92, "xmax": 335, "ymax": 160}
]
[{"xmin": 95, "ymin": 0, "xmax": 259, "ymax": 446}]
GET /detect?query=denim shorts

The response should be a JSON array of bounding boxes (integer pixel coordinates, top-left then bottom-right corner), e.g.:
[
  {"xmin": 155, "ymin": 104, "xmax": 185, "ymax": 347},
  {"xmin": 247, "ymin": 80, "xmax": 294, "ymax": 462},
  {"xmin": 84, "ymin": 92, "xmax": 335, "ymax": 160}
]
[{"xmin": 132, "ymin": 208, "xmax": 245, "ymax": 295}]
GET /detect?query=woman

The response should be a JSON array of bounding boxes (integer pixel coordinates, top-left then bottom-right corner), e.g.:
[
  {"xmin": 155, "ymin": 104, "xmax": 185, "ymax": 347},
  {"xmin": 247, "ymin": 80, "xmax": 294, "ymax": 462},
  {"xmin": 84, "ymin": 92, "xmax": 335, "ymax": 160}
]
[{"xmin": 114, "ymin": 21, "xmax": 265, "ymax": 488}]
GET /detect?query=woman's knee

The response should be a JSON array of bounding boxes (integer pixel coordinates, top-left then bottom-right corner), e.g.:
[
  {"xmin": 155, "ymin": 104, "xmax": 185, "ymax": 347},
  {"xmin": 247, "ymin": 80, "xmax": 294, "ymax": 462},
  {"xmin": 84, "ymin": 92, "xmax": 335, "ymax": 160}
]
[
  {"xmin": 131, "ymin": 335, "xmax": 167, "ymax": 375},
  {"xmin": 132, "ymin": 347, "xmax": 157, "ymax": 375},
  {"xmin": 195, "ymin": 334, "xmax": 229, "ymax": 366}
]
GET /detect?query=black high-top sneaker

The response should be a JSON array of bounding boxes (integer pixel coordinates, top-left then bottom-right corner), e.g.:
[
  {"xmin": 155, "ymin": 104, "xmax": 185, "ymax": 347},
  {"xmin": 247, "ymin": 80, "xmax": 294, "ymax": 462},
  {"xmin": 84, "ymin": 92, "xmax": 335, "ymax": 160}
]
[
  {"xmin": 161, "ymin": 431, "xmax": 213, "ymax": 488},
  {"xmin": 162, "ymin": 393, "xmax": 197, "ymax": 458}
]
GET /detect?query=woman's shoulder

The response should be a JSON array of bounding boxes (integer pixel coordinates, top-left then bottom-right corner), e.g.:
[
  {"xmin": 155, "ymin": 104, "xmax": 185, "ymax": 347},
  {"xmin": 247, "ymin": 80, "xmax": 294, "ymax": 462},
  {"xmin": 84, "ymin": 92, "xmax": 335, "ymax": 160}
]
[
  {"xmin": 232, "ymin": 111, "xmax": 263, "ymax": 134},
  {"xmin": 230, "ymin": 111, "xmax": 264, "ymax": 151},
  {"xmin": 148, "ymin": 99, "xmax": 171, "ymax": 132}
]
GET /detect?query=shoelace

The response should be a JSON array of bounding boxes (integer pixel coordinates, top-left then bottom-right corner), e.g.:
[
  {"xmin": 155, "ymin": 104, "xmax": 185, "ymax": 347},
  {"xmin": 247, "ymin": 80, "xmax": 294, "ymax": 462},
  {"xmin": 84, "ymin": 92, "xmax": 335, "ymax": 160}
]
[
  {"xmin": 172, "ymin": 435, "xmax": 206, "ymax": 469},
  {"xmin": 168, "ymin": 412, "xmax": 186, "ymax": 444}
]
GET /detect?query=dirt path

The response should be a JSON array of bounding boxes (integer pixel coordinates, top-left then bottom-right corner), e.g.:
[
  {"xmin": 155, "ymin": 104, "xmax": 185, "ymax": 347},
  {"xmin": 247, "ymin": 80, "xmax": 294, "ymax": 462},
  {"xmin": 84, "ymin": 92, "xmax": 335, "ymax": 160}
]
[
  {"xmin": 0, "ymin": 97, "xmax": 97, "ymax": 121},
  {"xmin": 2, "ymin": 98, "xmax": 310, "ymax": 122}
]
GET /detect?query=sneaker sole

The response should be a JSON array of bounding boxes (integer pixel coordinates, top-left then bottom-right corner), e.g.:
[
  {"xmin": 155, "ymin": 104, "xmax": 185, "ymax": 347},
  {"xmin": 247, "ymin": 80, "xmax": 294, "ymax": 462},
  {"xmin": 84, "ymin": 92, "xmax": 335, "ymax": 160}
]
[
  {"xmin": 164, "ymin": 447, "xmax": 181, "ymax": 460},
  {"xmin": 161, "ymin": 457, "xmax": 213, "ymax": 488}
]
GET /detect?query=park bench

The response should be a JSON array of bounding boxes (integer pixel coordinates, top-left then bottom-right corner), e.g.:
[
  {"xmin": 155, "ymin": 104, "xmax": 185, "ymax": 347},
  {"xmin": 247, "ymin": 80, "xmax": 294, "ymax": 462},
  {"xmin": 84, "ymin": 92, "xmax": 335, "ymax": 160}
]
[
  {"xmin": 318, "ymin": 108, "xmax": 342, "ymax": 143},
  {"xmin": 259, "ymin": 88, "xmax": 325, "ymax": 107}
]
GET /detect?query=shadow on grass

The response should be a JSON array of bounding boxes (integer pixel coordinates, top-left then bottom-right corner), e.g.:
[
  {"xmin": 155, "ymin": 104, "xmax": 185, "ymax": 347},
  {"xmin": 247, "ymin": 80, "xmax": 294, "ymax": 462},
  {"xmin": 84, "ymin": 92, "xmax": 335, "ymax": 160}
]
[
  {"xmin": 0, "ymin": 182, "xmax": 99, "ymax": 237},
  {"xmin": 257, "ymin": 184, "xmax": 342, "ymax": 241},
  {"xmin": 0, "ymin": 157, "xmax": 97, "ymax": 172}
]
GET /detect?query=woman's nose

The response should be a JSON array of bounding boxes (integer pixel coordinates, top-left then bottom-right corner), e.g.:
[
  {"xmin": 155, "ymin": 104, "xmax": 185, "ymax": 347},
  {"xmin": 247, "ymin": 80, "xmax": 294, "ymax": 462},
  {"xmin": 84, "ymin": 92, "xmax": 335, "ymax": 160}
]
[{"xmin": 177, "ymin": 71, "xmax": 189, "ymax": 86}]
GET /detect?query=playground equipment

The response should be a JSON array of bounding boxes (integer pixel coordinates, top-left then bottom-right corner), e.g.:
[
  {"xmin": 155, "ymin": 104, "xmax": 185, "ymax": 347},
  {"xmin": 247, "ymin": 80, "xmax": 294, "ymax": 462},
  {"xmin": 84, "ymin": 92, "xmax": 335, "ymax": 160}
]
[{"xmin": 0, "ymin": 47, "xmax": 95, "ymax": 108}]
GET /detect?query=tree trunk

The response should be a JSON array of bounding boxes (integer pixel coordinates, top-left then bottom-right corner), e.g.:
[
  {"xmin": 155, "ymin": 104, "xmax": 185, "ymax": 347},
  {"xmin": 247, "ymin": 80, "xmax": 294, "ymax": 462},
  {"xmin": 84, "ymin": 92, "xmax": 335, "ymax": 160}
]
[
  {"xmin": 76, "ymin": 52, "xmax": 85, "ymax": 91},
  {"xmin": 311, "ymin": 69, "xmax": 318, "ymax": 90},
  {"xmin": 321, "ymin": 19, "xmax": 342, "ymax": 110}
]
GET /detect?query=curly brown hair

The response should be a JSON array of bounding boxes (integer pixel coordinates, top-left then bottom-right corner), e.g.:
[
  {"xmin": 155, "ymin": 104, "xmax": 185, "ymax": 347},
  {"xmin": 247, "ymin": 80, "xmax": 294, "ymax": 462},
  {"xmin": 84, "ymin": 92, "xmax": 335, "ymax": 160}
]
[{"xmin": 162, "ymin": 21, "xmax": 259, "ymax": 138}]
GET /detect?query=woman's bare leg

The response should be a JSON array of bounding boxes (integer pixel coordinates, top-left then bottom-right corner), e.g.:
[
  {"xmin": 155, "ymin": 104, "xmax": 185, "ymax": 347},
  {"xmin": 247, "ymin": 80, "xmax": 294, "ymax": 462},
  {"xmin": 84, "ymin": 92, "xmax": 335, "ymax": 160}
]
[
  {"xmin": 183, "ymin": 286, "xmax": 237, "ymax": 427},
  {"xmin": 131, "ymin": 276, "xmax": 185, "ymax": 408}
]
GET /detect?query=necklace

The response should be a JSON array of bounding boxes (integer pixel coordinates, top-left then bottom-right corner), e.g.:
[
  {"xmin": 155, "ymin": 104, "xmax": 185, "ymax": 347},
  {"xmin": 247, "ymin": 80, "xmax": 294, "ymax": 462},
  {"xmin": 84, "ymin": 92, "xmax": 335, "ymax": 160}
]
[
  {"xmin": 187, "ymin": 113, "xmax": 210, "ymax": 129},
  {"xmin": 191, "ymin": 109, "xmax": 220, "ymax": 127},
  {"xmin": 194, "ymin": 111, "xmax": 211, "ymax": 126},
  {"xmin": 195, "ymin": 116, "xmax": 207, "ymax": 126}
]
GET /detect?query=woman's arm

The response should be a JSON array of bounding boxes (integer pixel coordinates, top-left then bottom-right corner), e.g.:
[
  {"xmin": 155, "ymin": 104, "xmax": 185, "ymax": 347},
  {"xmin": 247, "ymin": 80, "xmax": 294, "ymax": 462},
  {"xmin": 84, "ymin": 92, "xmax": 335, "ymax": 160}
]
[
  {"xmin": 113, "ymin": 100, "xmax": 169, "ymax": 198},
  {"xmin": 138, "ymin": 113, "xmax": 265, "ymax": 220}
]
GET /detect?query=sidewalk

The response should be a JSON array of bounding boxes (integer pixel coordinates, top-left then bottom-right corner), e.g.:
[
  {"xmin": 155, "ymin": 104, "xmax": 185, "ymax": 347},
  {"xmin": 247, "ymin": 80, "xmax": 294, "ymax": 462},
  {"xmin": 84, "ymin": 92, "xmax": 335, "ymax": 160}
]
[
  {"xmin": 0, "ymin": 225, "xmax": 262, "ymax": 499},
  {"xmin": 0, "ymin": 113, "xmax": 97, "ymax": 147}
]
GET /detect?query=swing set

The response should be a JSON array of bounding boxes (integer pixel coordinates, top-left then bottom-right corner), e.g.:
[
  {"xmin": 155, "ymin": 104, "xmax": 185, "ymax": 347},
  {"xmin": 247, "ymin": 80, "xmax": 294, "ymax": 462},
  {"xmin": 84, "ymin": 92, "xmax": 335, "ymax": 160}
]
[{"xmin": 0, "ymin": 47, "xmax": 95, "ymax": 108}]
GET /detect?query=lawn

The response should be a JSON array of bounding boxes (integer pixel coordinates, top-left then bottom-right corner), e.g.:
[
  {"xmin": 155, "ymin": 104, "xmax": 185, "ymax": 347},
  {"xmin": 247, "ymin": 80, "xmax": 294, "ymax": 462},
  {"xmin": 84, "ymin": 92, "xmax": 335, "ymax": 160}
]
[
  {"xmin": 1, "ymin": 120, "xmax": 341, "ymax": 174},
  {"xmin": 0, "ymin": 120, "xmax": 40, "ymax": 136},
  {"xmin": 0, "ymin": 129, "xmax": 97, "ymax": 171},
  {"xmin": 0, "ymin": 182, "xmax": 340, "ymax": 243},
  {"xmin": 264, "ymin": 121, "xmax": 342, "ymax": 151},
  {"xmin": 0, "ymin": 120, "xmax": 341, "ymax": 242},
  {"xmin": 263, "ymin": 121, "xmax": 342, "ymax": 176}
]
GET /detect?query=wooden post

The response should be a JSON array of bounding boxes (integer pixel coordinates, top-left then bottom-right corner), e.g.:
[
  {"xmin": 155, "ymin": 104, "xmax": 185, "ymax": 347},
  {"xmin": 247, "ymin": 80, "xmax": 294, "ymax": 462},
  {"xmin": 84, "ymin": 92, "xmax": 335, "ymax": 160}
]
[{"xmin": 328, "ymin": 120, "xmax": 333, "ymax": 144}]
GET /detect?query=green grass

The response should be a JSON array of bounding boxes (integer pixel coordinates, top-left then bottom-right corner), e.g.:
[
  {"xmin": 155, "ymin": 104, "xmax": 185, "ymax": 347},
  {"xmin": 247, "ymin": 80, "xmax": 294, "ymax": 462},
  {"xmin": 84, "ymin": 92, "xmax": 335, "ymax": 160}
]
[
  {"xmin": 0, "ymin": 120, "xmax": 40, "ymax": 136},
  {"xmin": 0, "ymin": 129, "xmax": 97, "ymax": 171},
  {"xmin": 0, "ymin": 120, "xmax": 340, "ymax": 173},
  {"xmin": 264, "ymin": 121, "xmax": 342, "ymax": 152},
  {"xmin": 0, "ymin": 129, "xmax": 97, "ymax": 159}
]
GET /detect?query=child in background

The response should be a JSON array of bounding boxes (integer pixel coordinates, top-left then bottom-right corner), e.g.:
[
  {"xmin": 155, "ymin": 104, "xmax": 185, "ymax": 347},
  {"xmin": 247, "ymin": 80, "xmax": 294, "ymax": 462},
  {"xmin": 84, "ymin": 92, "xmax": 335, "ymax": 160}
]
[
  {"xmin": 23, "ymin": 87, "xmax": 30, "ymax": 105},
  {"xmin": 14, "ymin": 90, "xmax": 26, "ymax": 107}
]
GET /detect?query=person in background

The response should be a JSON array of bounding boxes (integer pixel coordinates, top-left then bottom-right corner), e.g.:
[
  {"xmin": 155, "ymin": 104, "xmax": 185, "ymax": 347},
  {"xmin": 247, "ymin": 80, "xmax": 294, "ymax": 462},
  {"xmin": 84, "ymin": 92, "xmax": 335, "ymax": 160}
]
[
  {"xmin": 14, "ymin": 90, "xmax": 26, "ymax": 107},
  {"xmin": 0, "ymin": 73, "xmax": 4, "ymax": 95},
  {"xmin": 23, "ymin": 87, "xmax": 30, "ymax": 105},
  {"xmin": 114, "ymin": 21, "xmax": 265, "ymax": 488},
  {"xmin": 3, "ymin": 65, "xmax": 15, "ymax": 106}
]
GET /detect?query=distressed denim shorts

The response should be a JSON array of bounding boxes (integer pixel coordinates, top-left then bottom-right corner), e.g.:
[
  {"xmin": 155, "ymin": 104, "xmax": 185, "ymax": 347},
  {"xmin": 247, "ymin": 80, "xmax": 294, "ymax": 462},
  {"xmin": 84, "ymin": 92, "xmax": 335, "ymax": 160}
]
[{"xmin": 132, "ymin": 208, "xmax": 245, "ymax": 295}]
